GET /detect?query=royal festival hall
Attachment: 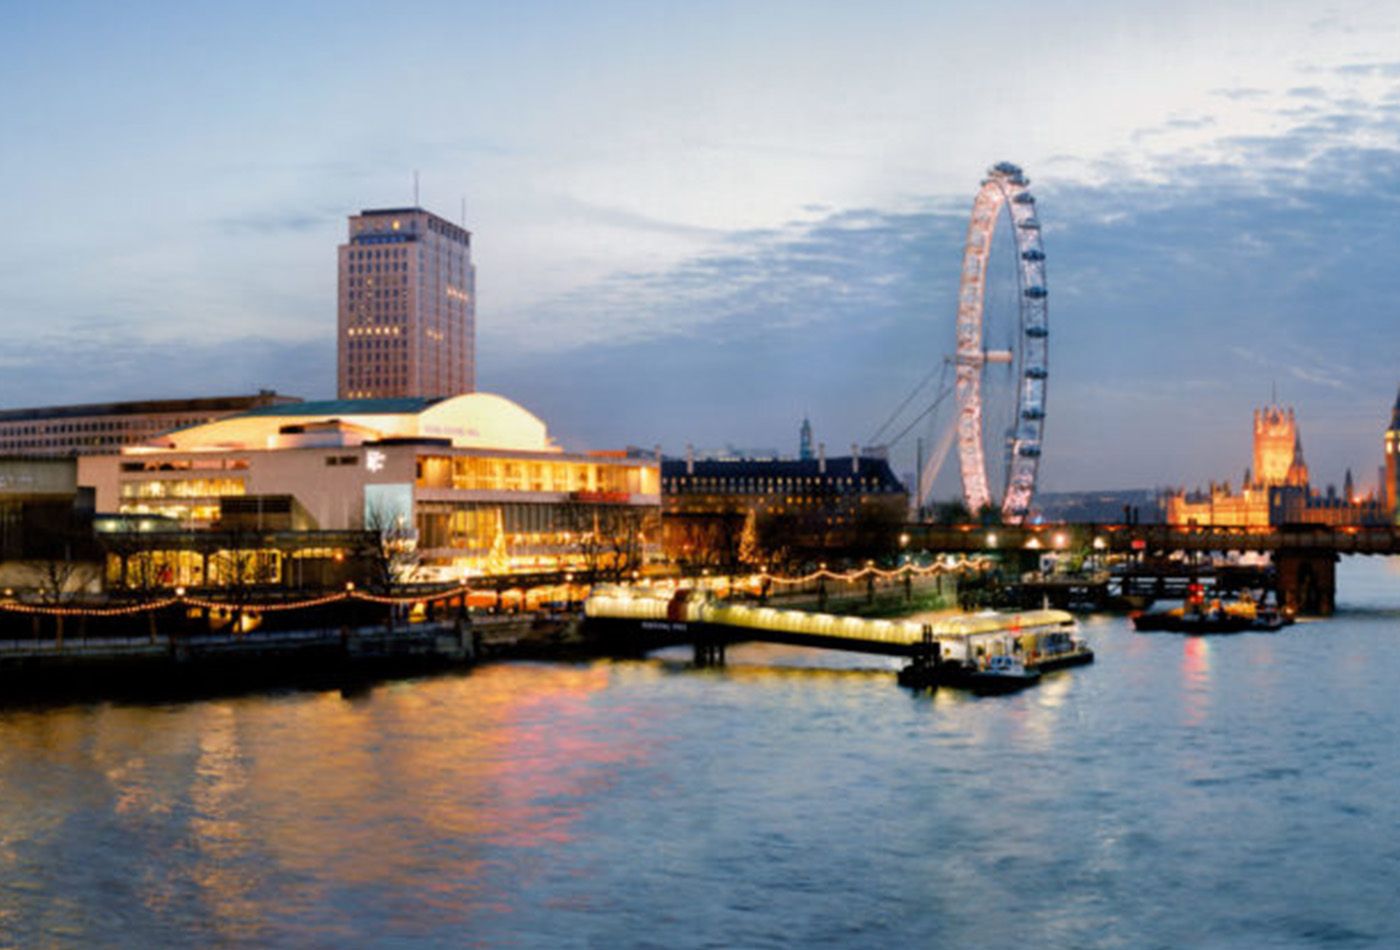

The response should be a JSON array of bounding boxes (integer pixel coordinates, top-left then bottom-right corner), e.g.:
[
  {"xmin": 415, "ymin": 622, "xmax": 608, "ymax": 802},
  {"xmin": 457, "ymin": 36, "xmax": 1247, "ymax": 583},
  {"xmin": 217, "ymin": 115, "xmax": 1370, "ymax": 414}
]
[{"xmin": 77, "ymin": 393, "xmax": 661, "ymax": 585}]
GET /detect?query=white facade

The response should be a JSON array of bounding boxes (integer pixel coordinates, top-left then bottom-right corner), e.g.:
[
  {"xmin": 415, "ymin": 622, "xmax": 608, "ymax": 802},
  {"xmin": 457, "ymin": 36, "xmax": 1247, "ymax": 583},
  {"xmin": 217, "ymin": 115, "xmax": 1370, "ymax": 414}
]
[{"xmin": 78, "ymin": 393, "xmax": 661, "ymax": 577}]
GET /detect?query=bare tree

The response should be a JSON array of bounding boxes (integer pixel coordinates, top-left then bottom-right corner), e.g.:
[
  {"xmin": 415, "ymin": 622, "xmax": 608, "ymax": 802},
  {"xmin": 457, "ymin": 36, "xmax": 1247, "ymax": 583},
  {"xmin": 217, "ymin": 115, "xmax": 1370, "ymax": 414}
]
[
  {"xmin": 600, "ymin": 506, "xmax": 648, "ymax": 583},
  {"xmin": 560, "ymin": 503, "xmax": 652, "ymax": 582},
  {"xmin": 27, "ymin": 519, "xmax": 99, "ymax": 606},
  {"xmin": 360, "ymin": 501, "xmax": 422, "ymax": 594}
]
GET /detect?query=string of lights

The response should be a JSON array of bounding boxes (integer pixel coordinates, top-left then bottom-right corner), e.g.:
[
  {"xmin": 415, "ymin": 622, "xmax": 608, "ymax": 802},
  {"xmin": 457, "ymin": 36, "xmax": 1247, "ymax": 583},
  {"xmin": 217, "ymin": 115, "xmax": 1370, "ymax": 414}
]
[
  {"xmin": 0, "ymin": 560, "xmax": 992, "ymax": 618},
  {"xmin": 756, "ymin": 558, "xmax": 991, "ymax": 587},
  {"xmin": 0, "ymin": 585, "xmax": 477, "ymax": 618}
]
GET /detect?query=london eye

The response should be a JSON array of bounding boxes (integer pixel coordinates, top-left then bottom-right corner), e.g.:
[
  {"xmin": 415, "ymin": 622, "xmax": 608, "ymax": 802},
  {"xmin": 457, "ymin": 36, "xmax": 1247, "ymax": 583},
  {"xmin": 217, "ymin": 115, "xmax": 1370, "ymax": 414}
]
[
  {"xmin": 866, "ymin": 161, "xmax": 1047, "ymax": 523},
  {"xmin": 953, "ymin": 161, "xmax": 1047, "ymax": 523}
]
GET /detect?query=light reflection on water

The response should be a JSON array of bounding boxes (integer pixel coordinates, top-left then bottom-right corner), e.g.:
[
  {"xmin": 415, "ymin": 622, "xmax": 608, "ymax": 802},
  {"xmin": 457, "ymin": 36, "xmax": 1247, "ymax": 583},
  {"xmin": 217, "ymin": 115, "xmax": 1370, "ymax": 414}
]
[{"xmin": 2, "ymin": 559, "xmax": 1400, "ymax": 946}]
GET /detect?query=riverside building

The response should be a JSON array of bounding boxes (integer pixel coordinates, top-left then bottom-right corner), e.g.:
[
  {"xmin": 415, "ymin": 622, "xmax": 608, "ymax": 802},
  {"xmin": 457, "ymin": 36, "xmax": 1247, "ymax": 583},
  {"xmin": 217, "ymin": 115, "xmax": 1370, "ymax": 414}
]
[
  {"xmin": 77, "ymin": 393, "xmax": 660, "ymax": 586},
  {"xmin": 661, "ymin": 447, "xmax": 908, "ymax": 566},
  {"xmin": 338, "ymin": 207, "xmax": 476, "ymax": 400},
  {"xmin": 0, "ymin": 392, "xmax": 300, "ymax": 457},
  {"xmin": 1167, "ymin": 402, "xmax": 1388, "ymax": 528}
]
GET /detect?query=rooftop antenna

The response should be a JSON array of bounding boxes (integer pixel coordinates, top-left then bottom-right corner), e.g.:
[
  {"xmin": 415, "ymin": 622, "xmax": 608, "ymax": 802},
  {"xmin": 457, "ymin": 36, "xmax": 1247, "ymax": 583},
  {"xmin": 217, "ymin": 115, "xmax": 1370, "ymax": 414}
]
[
  {"xmin": 460, "ymin": 196, "xmax": 467, "ymax": 228},
  {"xmin": 1271, "ymin": 379, "xmax": 1277, "ymax": 406},
  {"xmin": 413, "ymin": 170, "xmax": 420, "ymax": 207}
]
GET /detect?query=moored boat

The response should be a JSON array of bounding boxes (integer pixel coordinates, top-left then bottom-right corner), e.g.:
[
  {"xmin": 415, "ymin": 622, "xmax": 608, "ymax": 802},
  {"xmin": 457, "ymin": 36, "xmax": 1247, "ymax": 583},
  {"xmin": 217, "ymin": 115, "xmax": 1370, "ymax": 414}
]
[
  {"xmin": 966, "ymin": 654, "xmax": 1041, "ymax": 693},
  {"xmin": 1133, "ymin": 593, "xmax": 1291, "ymax": 634}
]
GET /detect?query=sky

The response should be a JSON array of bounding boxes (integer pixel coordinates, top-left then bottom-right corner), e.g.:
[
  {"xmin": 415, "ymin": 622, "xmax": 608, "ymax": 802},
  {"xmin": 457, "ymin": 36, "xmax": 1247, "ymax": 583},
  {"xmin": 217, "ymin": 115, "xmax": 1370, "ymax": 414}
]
[{"xmin": 2, "ymin": 0, "xmax": 1399, "ymax": 498}]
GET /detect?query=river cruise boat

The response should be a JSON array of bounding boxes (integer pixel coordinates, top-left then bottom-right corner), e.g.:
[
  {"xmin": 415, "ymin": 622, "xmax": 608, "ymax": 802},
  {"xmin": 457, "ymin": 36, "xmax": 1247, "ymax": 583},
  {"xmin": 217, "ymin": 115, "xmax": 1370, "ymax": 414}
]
[{"xmin": 899, "ymin": 610, "xmax": 1093, "ymax": 690}]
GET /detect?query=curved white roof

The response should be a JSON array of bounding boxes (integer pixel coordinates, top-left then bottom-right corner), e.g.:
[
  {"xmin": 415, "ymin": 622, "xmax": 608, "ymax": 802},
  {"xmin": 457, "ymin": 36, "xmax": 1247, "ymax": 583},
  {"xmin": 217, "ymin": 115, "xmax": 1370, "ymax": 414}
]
[
  {"xmin": 147, "ymin": 392, "xmax": 559, "ymax": 453},
  {"xmin": 419, "ymin": 393, "xmax": 555, "ymax": 452}
]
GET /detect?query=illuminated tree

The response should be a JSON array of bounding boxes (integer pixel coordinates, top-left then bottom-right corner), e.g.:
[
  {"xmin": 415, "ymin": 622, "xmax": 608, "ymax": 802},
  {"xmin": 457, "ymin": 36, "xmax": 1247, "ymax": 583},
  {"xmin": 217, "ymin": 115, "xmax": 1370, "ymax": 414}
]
[{"xmin": 738, "ymin": 508, "xmax": 761, "ymax": 568}]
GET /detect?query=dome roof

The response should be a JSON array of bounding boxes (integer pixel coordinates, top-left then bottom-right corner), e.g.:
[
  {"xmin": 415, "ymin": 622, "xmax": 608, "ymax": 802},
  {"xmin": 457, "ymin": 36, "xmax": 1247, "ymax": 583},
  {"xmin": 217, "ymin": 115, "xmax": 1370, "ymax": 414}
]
[{"xmin": 418, "ymin": 393, "xmax": 556, "ymax": 452}]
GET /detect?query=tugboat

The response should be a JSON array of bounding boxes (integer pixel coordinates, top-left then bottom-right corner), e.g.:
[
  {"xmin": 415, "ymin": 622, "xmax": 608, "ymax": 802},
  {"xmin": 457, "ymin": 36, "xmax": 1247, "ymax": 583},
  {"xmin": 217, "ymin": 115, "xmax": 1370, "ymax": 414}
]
[
  {"xmin": 1248, "ymin": 601, "xmax": 1294, "ymax": 632},
  {"xmin": 1133, "ymin": 590, "xmax": 1290, "ymax": 634}
]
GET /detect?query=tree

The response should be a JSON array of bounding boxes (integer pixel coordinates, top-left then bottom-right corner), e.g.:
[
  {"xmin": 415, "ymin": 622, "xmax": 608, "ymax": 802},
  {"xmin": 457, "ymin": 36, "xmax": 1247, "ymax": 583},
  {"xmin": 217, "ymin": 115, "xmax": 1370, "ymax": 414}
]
[
  {"xmin": 932, "ymin": 499, "xmax": 973, "ymax": 525},
  {"xmin": 756, "ymin": 509, "xmax": 800, "ymax": 572},
  {"xmin": 207, "ymin": 527, "xmax": 280, "ymax": 635},
  {"xmin": 26, "ymin": 515, "xmax": 99, "ymax": 606},
  {"xmin": 738, "ymin": 508, "xmax": 761, "ymax": 569},
  {"xmin": 560, "ymin": 503, "xmax": 650, "ymax": 582},
  {"xmin": 360, "ymin": 501, "xmax": 422, "ymax": 594}
]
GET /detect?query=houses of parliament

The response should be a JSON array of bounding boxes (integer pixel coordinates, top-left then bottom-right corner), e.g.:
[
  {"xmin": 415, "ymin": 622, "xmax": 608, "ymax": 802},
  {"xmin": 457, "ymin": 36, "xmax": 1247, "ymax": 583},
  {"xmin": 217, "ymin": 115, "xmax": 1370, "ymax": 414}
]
[{"xmin": 1167, "ymin": 395, "xmax": 1400, "ymax": 528}]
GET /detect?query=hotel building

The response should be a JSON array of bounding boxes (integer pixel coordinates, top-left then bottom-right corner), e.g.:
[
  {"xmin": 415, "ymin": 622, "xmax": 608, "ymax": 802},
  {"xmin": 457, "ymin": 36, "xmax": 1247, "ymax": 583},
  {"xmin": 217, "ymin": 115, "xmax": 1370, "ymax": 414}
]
[
  {"xmin": 77, "ymin": 393, "xmax": 660, "ymax": 585},
  {"xmin": 338, "ymin": 207, "xmax": 476, "ymax": 400}
]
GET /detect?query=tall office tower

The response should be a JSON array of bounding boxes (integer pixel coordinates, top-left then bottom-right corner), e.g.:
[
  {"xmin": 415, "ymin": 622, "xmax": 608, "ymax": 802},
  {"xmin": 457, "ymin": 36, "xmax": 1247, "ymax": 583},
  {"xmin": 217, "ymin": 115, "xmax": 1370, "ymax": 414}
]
[{"xmin": 338, "ymin": 207, "xmax": 476, "ymax": 399}]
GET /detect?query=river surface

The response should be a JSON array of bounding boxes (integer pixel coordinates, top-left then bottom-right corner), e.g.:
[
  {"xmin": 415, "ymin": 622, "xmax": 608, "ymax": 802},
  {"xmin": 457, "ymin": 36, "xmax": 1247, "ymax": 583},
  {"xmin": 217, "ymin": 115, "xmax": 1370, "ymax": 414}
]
[{"xmin": 4, "ymin": 560, "xmax": 1400, "ymax": 948}]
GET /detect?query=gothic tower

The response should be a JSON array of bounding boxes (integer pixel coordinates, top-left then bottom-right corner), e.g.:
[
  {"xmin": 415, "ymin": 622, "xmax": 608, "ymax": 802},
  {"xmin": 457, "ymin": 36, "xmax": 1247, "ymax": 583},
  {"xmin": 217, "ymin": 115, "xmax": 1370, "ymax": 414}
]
[
  {"xmin": 1253, "ymin": 405, "xmax": 1302, "ymax": 488},
  {"xmin": 1385, "ymin": 389, "xmax": 1400, "ymax": 517}
]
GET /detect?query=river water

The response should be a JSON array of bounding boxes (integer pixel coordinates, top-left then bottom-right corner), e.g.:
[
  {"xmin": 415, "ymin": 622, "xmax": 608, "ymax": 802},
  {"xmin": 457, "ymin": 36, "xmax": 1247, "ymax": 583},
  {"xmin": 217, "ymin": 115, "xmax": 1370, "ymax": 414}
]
[{"xmin": 4, "ymin": 560, "xmax": 1400, "ymax": 948}]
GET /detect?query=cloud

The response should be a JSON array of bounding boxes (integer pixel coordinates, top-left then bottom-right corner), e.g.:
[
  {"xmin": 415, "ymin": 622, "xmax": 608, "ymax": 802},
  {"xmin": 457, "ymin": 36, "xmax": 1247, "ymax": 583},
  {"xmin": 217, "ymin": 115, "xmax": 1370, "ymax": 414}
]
[
  {"xmin": 479, "ymin": 89, "xmax": 1400, "ymax": 491},
  {"xmin": 214, "ymin": 208, "xmax": 337, "ymax": 235},
  {"xmin": 1334, "ymin": 62, "xmax": 1400, "ymax": 78},
  {"xmin": 487, "ymin": 204, "xmax": 965, "ymax": 353},
  {"xmin": 546, "ymin": 194, "xmax": 726, "ymax": 239},
  {"xmin": 1210, "ymin": 87, "xmax": 1270, "ymax": 100},
  {"xmin": 0, "ymin": 333, "xmax": 331, "ymax": 407}
]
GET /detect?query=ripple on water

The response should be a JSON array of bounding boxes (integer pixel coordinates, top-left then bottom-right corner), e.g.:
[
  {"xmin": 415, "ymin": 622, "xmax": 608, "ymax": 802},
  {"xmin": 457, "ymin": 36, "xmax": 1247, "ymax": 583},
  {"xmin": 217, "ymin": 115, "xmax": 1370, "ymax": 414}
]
[{"xmin": 5, "ymin": 568, "xmax": 1400, "ymax": 944}]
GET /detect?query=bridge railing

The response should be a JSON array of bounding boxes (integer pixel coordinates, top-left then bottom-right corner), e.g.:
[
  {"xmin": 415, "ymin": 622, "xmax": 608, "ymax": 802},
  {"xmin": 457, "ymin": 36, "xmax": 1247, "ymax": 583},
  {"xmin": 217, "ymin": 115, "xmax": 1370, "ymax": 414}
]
[{"xmin": 904, "ymin": 522, "xmax": 1400, "ymax": 555}]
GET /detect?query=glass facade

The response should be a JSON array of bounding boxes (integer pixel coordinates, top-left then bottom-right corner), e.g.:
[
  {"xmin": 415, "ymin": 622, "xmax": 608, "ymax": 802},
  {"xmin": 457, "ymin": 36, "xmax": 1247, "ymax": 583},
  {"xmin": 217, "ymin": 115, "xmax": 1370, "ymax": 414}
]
[{"xmin": 415, "ymin": 455, "xmax": 656, "ymax": 495}]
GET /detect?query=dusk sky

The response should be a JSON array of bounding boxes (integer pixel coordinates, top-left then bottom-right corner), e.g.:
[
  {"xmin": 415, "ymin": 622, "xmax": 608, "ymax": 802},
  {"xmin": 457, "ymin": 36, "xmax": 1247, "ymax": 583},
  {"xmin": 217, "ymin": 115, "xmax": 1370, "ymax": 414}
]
[{"xmin": 3, "ymin": 1, "xmax": 1399, "ymax": 496}]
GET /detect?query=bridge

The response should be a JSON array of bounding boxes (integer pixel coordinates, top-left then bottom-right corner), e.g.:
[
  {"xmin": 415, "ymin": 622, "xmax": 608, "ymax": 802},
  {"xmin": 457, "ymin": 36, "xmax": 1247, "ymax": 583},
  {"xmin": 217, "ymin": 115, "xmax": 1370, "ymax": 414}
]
[{"xmin": 906, "ymin": 522, "xmax": 1400, "ymax": 614}]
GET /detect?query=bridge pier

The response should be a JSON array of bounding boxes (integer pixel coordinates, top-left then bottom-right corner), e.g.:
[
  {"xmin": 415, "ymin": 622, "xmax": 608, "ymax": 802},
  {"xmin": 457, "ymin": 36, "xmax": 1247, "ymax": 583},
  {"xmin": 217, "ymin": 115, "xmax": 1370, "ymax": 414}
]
[
  {"xmin": 1275, "ymin": 550, "xmax": 1338, "ymax": 616},
  {"xmin": 693, "ymin": 638, "xmax": 726, "ymax": 667}
]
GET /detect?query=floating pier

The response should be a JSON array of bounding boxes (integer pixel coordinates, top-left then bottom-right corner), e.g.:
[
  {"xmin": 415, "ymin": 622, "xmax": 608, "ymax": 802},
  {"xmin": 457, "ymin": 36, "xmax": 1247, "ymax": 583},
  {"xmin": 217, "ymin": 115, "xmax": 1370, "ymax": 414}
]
[{"xmin": 585, "ymin": 586, "xmax": 1094, "ymax": 690}]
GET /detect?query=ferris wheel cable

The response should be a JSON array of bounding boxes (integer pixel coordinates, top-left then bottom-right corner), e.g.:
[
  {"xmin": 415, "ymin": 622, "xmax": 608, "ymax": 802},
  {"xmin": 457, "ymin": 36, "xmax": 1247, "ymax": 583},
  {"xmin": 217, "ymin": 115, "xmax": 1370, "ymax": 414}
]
[
  {"xmin": 868, "ymin": 360, "xmax": 948, "ymax": 446},
  {"xmin": 882, "ymin": 381, "xmax": 954, "ymax": 450},
  {"xmin": 918, "ymin": 414, "xmax": 961, "ymax": 508}
]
